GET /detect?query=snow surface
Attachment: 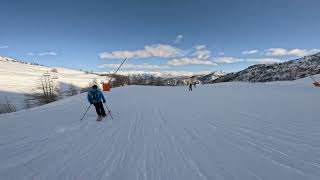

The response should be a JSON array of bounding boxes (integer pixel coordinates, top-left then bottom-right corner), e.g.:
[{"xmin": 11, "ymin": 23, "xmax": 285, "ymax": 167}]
[{"xmin": 0, "ymin": 78, "xmax": 320, "ymax": 180}]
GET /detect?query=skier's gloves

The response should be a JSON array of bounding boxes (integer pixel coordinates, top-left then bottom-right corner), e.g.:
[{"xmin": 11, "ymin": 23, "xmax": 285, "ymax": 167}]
[{"xmin": 103, "ymin": 100, "xmax": 106, "ymax": 103}]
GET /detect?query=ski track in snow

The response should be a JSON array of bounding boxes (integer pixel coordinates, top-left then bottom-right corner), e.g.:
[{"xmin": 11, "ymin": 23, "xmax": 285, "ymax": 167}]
[{"xmin": 0, "ymin": 83, "xmax": 320, "ymax": 180}]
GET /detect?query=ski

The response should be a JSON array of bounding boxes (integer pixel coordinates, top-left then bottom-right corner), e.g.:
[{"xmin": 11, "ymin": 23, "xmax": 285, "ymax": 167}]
[
  {"xmin": 96, "ymin": 116, "xmax": 103, "ymax": 121},
  {"xmin": 96, "ymin": 113, "xmax": 110, "ymax": 121}
]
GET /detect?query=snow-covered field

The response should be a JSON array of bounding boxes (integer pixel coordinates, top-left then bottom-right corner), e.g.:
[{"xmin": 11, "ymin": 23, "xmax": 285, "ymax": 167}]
[
  {"xmin": 0, "ymin": 59, "xmax": 106, "ymax": 110},
  {"xmin": 0, "ymin": 77, "xmax": 319, "ymax": 180}
]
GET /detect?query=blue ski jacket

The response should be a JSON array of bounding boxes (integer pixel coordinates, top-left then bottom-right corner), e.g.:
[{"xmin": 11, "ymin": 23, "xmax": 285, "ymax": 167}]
[{"xmin": 87, "ymin": 89, "xmax": 106, "ymax": 104}]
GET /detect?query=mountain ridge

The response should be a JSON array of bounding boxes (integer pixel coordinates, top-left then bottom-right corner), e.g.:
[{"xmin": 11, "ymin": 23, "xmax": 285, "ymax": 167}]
[{"xmin": 212, "ymin": 52, "xmax": 320, "ymax": 83}]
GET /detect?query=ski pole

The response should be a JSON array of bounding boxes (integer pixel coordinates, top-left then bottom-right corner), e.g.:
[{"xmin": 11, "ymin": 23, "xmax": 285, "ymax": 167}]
[
  {"xmin": 80, "ymin": 104, "xmax": 92, "ymax": 121},
  {"xmin": 104, "ymin": 103, "xmax": 113, "ymax": 120}
]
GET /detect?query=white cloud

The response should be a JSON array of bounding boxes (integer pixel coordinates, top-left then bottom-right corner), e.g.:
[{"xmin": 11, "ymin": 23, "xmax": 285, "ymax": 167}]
[
  {"xmin": 213, "ymin": 56, "xmax": 282, "ymax": 64},
  {"xmin": 27, "ymin": 52, "xmax": 57, "ymax": 56},
  {"xmin": 192, "ymin": 45, "xmax": 211, "ymax": 59},
  {"xmin": 98, "ymin": 63, "xmax": 169, "ymax": 70},
  {"xmin": 0, "ymin": 45, "xmax": 9, "ymax": 49},
  {"xmin": 173, "ymin": 35, "xmax": 183, "ymax": 44},
  {"xmin": 264, "ymin": 48, "xmax": 320, "ymax": 57},
  {"xmin": 194, "ymin": 45, "xmax": 206, "ymax": 50},
  {"xmin": 168, "ymin": 57, "xmax": 216, "ymax": 66},
  {"xmin": 245, "ymin": 58, "xmax": 282, "ymax": 63},
  {"xmin": 213, "ymin": 56, "xmax": 283, "ymax": 64},
  {"xmin": 242, "ymin": 50, "xmax": 259, "ymax": 55},
  {"xmin": 214, "ymin": 57, "xmax": 243, "ymax": 64},
  {"xmin": 167, "ymin": 45, "xmax": 216, "ymax": 66},
  {"xmin": 38, "ymin": 52, "xmax": 57, "ymax": 56},
  {"xmin": 193, "ymin": 49, "xmax": 211, "ymax": 59},
  {"xmin": 99, "ymin": 44, "xmax": 183, "ymax": 59}
]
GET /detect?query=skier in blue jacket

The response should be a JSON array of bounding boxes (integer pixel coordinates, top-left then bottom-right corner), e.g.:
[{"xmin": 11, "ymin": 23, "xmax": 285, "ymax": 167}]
[{"xmin": 87, "ymin": 85, "xmax": 107, "ymax": 118}]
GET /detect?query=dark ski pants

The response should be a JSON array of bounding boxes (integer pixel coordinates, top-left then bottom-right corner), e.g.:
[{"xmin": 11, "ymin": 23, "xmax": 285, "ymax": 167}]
[{"xmin": 93, "ymin": 102, "xmax": 106, "ymax": 116}]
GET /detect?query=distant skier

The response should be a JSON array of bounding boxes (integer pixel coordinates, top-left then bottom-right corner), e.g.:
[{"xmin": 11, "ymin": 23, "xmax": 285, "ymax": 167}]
[
  {"xmin": 87, "ymin": 85, "xmax": 107, "ymax": 120},
  {"xmin": 189, "ymin": 83, "xmax": 193, "ymax": 91}
]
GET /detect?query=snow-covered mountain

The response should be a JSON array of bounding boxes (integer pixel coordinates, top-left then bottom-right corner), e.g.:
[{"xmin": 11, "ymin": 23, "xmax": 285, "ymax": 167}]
[
  {"xmin": 106, "ymin": 70, "xmax": 225, "ymax": 86},
  {"xmin": 100, "ymin": 70, "xmax": 226, "ymax": 87},
  {"xmin": 0, "ymin": 56, "xmax": 107, "ymax": 111},
  {"xmin": 100, "ymin": 70, "xmax": 214, "ymax": 78},
  {"xmin": 213, "ymin": 52, "xmax": 320, "ymax": 83},
  {"xmin": 194, "ymin": 71, "xmax": 225, "ymax": 83},
  {"xmin": 0, "ymin": 77, "xmax": 319, "ymax": 179}
]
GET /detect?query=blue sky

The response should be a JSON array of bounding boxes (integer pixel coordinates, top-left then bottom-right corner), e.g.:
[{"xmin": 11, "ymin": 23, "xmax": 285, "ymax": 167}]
[{"xmin": 0, "ymin": 0, "xmax": 319, "ymax": 74}]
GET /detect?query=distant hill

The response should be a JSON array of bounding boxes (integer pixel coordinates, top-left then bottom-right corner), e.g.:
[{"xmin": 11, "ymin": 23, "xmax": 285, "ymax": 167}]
[
  {"xmin": 196, "ymin": 71, "xmax": 225, "ymax": 83},
  {"xmin": 212, "ymin": 53, "xmax": 320, "ymax": 83},
  {"xmin": 0, "ymin": 56, "xmax": 107, "ymax": 111},
  {"xmin": 101, "ymin": 71, "xmax": 225, "ymax": 86}
]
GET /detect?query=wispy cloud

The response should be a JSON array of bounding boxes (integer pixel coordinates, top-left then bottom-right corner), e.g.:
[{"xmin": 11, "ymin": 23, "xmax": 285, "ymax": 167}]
[
  {"xmin": 194, "ymin": 45, "xmax": 206, "ymax": 50},
  {"xmin": 214, "ymin": 57, "xmax": 242, "ymax": 64},
  {"xmin": 245, "ymin": 58, "xmax": 282, "ymax": 63},
  {"xmin": 27, "ymin": 52, "xmax": 57, "ymax": 56},
  {"xmin": 173, "ymin": 35, "xmax": 183, "ymax": 44},
  {"xmin": 168, "ymin": 57, "xmax": 216, "ymax": 66},
  {"xmin": 98, "ymin": 63, "xmax": 170, "ymax": 70},
  {"xmin": 39, "ymin": 52, "xmax": 57, "ymax": 56},
  {"xmin": 0, "ymin": 45, "xmax": 9, "ymax": 49},
  {"xmin": 167, "ymin": 45, "xmax": 217, "ymax": 66},
  {"xmin": 99, "ymin": 44, "xmax": 183, "ymax": 59},
  {"xmin": 194, "ymin": 50, "xmax": 211, "ymax": 59},
  {"xmin": 192, "ymin": 48, "xmax": 211, "ymax": 59},
  {"xmin": 264, "ymin": 48, "xmax": 320, "ymax": 57},
  {"xmin": 242, "ymin": 50, "xmax": 259, "ymax": 55},
  {"xmin": 213, "ymin": 57, "xmax": 282, "ymax": 64}
]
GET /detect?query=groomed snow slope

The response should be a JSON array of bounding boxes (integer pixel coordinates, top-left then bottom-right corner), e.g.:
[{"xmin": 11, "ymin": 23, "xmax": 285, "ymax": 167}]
[{"xmin": 0, "ymin": 79, "xmax": 320, "ymax": 180}]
